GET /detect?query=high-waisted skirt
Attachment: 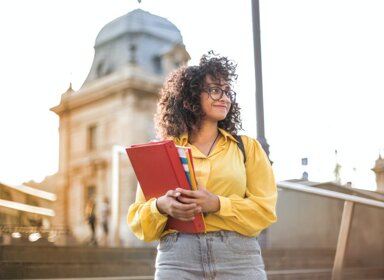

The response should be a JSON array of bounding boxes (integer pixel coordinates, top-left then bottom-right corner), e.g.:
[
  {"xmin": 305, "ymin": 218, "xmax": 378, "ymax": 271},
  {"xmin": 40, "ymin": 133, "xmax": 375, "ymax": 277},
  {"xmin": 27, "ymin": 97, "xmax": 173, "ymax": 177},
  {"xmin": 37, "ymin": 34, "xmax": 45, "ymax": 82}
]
[{"xmin": 155, "ymin": 231, "xmax": 267, "ymax": 280}]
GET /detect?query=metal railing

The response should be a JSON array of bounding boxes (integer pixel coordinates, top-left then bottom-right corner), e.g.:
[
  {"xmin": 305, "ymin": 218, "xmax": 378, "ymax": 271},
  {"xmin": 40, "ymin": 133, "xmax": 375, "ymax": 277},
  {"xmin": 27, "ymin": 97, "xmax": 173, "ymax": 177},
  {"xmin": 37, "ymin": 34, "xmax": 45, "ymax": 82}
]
[{"xmin": 277, "ymin": 180, "xmax": 384, "ymax": 280}]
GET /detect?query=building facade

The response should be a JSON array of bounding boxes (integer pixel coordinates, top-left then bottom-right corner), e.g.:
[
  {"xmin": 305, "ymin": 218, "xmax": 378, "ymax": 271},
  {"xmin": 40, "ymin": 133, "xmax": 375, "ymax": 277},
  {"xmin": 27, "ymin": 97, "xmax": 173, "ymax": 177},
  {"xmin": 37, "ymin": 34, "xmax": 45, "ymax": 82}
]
[{"xmin": 49, "ymin": 9, "xmax": 190, "ymax": 246}]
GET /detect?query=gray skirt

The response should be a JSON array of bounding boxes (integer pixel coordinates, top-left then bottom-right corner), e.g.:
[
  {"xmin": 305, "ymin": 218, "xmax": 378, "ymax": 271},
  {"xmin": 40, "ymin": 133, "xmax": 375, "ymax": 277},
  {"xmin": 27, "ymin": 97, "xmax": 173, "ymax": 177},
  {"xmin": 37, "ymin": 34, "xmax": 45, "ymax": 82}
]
[{"xmin": 155, "ymin": 231, "xmax": 267, "ymax": 280}]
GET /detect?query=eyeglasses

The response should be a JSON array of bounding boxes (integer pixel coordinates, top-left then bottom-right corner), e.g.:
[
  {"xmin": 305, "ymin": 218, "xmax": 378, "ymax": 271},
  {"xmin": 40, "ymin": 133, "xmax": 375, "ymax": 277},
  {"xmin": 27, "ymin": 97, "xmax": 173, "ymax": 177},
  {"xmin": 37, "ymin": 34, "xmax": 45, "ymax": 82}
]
[{"xmin": 203, "ymin": 87, "xmax": 236, "ymax": 102}]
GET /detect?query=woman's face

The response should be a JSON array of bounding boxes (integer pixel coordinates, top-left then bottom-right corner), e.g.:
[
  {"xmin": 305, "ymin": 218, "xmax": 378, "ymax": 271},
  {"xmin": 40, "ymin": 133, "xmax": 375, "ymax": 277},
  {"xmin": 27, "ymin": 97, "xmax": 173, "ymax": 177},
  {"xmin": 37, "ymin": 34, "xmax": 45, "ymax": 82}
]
[{"xmin": 200, "ymin": 75, "xmax": 232, "ymax": 123}]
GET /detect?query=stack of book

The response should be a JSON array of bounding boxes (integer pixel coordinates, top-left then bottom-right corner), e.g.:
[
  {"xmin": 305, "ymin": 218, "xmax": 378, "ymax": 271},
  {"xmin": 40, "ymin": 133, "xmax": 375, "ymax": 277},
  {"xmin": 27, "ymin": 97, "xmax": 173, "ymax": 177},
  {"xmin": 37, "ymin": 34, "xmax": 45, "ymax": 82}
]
[{"xmin": 126, "ymin": 140, "xmax": 205, "ymax": 233}]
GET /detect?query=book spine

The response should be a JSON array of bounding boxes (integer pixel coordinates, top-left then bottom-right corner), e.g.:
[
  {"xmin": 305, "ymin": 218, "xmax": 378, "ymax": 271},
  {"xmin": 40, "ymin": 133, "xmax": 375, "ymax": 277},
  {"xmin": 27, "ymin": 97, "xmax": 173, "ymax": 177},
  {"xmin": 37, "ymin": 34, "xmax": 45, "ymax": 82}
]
[
  {"xmin": 186, "ymin": 148, "xmax": 198, "ymax": 191},
  {"xmin": 177, "ymin": 147, "xmax": 192, "ymax": 187},
  {"xmin": 164, "ymin": 141, "xmax": 190, "ymax": 190}
]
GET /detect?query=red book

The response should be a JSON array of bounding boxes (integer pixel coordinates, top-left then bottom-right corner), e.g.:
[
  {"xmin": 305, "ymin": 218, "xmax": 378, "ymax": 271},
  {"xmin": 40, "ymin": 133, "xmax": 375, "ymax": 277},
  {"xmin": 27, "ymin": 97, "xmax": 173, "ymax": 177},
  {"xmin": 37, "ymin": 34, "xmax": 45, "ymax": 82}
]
[{"xmin": 126, "ymin": 140, "xmax": 205, "ymax": 233}]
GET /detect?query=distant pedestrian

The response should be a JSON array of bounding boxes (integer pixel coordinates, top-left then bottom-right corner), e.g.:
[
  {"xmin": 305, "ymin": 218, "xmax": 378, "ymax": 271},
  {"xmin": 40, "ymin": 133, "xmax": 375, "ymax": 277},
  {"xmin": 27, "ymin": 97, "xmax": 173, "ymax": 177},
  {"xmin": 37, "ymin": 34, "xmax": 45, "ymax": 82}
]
[
  {"xmin": 100, "ymin": 196, "xmax": 110, "ymax": 246},
  {"xmin": 85, "ymin": 197, "xmax": 97, "ymax": 245}
]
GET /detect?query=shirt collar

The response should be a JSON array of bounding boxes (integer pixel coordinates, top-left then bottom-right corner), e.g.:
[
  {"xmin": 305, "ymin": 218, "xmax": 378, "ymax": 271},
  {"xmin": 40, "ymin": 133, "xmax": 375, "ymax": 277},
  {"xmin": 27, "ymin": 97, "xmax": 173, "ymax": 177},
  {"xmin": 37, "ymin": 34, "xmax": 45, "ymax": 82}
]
[
  {"xmin": 219, "ymin": 128, "xmax": 238, "ymax": 143},
  {"xmin": 174, "ymin": 128, "xmax": 238, "ymax": 145}
]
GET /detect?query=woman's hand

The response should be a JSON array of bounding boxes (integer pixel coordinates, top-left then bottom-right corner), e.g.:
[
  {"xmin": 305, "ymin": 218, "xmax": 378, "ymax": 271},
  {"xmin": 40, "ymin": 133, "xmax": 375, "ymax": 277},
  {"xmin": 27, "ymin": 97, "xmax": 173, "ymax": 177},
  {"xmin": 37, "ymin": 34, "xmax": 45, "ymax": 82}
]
[
  {"xmin": 175, "ymin": 186, "xmax": 220, "ymax": 214},
  {"xmin": 156, "ymin": 189, "xmax": 202, "ymax": 221}
]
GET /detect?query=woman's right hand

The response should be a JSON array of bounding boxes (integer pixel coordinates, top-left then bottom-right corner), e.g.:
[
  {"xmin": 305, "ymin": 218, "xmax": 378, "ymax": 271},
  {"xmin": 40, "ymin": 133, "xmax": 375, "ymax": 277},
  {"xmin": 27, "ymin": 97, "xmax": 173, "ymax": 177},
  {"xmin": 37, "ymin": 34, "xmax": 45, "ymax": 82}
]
[{"xmin": 156, "ymin": 189, "xmax": 202, "ymax": 221}]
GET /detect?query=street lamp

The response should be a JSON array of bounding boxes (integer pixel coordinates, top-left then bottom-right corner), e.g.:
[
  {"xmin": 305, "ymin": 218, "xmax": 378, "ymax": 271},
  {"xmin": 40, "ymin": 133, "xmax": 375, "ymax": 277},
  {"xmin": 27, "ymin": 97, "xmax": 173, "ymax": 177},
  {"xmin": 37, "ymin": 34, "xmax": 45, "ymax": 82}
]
[{"xmin": 251, "ymin": 0, "xmax": 271, "ymax": 163}]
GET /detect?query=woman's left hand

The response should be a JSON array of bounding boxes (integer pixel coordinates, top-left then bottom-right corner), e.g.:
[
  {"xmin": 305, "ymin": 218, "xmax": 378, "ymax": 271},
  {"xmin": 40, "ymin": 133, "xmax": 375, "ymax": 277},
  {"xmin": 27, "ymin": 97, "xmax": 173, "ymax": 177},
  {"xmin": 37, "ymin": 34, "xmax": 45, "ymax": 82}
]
[{"xmin": 175, "ymin": 185, "xmax": 220, "ymax": 214}]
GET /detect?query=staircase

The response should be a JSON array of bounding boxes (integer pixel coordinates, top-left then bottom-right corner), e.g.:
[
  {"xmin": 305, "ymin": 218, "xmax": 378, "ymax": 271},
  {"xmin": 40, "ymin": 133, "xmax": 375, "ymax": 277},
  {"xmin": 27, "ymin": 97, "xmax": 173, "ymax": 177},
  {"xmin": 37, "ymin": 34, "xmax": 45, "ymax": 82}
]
[
  {"xmin": 1, "ymin": 245, "xmax": 383, "ymax": 279},
  {"xmin": 264, "ymin": 248, "xmax": 334, "ymax": 280},
  {"xmin": 0, "ymin": 245, "xmax": 156, "ymax": 279},
  {"xmin": 264, "ymin": 248, "xmax": 384, "ymax": 280}
]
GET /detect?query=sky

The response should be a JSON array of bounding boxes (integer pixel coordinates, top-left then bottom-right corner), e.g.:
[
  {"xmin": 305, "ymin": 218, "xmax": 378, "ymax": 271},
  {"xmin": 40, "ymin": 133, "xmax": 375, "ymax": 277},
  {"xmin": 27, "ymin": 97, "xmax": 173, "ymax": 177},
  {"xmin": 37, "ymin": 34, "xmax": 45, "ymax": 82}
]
[{"xmin": 0, "ymin": 0, "xmax": 383, "ymax": 190}]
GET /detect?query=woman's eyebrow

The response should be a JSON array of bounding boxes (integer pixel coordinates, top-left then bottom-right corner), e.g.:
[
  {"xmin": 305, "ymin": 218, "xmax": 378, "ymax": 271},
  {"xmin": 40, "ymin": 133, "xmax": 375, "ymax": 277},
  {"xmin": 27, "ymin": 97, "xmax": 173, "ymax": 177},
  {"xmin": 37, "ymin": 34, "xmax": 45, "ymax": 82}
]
[{"xmin": 205, "ymin": 83, "xmax": 229, "ymax": 87}]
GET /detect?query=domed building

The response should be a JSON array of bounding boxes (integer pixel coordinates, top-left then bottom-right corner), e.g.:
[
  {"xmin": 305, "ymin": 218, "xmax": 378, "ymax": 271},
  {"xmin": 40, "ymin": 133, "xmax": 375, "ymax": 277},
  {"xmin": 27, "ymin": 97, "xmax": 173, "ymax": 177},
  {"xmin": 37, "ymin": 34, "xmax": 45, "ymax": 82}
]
[{"xmin": 49, "ymin": 9, "xmax": 190, "ymax": 247}]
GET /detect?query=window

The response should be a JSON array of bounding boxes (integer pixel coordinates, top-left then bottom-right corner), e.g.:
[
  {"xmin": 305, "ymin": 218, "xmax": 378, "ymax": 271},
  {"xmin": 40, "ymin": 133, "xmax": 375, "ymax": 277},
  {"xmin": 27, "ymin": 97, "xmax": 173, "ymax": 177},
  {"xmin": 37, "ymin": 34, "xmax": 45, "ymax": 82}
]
[
  {"xmin": 174, "ymin": 61, "xmax": 181, "ymax": 68},
  {"xmin": 85, "ymin": 185, "xmax": 96, "ymax": 202},
  {"xmin": 0, "ymin": 188, "xmax": 12, "ymax": 200},
  {"xmin": 96, "ymin": 60, "xmax": 110, "ymax": 78},
  {"xmin": 153, "ymin": 56, "xmax": 162, "ymax": 74},
  {"xmin": 88, "ymin": 124, "xmax": 98, "ymax": 151}
]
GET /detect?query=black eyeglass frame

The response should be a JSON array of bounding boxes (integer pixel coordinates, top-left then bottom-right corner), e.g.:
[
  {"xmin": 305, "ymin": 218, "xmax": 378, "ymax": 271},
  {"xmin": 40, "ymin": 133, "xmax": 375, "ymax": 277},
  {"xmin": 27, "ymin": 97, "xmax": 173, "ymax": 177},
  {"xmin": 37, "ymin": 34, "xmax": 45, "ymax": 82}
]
[{"xmin": 202, "ymin": 87, "xmax": 237, "ymax": 102}]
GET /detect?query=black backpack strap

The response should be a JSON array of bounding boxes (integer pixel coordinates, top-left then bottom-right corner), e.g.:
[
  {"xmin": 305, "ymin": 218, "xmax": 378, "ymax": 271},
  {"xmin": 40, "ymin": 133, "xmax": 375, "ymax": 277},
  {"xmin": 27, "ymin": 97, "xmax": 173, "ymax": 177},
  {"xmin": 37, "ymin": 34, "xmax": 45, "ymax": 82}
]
[{"xmin": 234, "ymin": 135, "xmax": 246, "ymax": 163}]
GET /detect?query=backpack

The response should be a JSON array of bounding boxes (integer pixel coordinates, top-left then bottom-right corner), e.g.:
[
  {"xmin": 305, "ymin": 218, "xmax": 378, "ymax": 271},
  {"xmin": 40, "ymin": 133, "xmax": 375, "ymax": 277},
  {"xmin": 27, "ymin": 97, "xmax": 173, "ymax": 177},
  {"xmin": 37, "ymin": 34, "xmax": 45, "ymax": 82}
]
[{"xmin": 234, "ymin": 135, "xmax": 246, "ymax": 163}]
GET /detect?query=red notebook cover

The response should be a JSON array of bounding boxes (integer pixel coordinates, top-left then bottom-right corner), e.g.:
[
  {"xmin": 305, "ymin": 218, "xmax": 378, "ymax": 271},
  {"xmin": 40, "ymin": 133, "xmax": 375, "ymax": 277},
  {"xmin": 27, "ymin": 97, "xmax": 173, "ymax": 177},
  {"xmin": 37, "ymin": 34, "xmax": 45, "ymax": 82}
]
[{"xmin": 126, "ymin": 140, "xmax": 205, "ymax": 233}]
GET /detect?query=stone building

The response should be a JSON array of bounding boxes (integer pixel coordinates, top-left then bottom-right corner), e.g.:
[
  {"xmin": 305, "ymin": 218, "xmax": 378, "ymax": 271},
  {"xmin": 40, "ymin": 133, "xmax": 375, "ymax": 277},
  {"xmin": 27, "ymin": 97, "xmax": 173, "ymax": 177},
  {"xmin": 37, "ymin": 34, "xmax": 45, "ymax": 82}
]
[{"xmin": 48, "ymin": 9, "xmax": 190, "ymax": 246}]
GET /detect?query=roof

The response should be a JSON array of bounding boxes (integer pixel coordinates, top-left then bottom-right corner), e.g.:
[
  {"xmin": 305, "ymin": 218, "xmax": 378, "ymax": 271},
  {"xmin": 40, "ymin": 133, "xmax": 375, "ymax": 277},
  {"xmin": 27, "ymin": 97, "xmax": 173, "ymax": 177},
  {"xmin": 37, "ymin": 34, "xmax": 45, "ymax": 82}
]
[
  {"xmin": 95, "ymin": 9, "xmax": 182, "ymax": 46},
  {"xmin": 80, "ymin": 8, "xmax": 187, "ymax": 87},
  {"xmin": 0, "ymin": 182, "xmax": 57, "ymax": 201},
  {"xmin": 0, "ymin": 199, "xmax": 55, "ymax": 217}
]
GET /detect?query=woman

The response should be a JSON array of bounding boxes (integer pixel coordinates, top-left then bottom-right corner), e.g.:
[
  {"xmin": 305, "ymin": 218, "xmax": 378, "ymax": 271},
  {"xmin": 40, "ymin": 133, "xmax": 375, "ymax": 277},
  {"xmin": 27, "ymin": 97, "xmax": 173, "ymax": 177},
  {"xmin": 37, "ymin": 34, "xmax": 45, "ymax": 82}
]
[{"xmin": 128, "ymin": 51, "xmax": 277, "ymax": 279}]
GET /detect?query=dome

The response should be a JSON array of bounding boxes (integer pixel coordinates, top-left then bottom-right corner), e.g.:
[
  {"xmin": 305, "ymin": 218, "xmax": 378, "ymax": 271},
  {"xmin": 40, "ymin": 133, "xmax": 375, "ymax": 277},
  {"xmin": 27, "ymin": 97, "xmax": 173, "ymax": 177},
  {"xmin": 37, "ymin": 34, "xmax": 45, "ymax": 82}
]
[
  {"xmin": 81, "ymin": 9, "xmax": 188, "ymax": 87},
  {"xmin": 95, "ymin": 9, "xmax": 183, "ymax": 47}
]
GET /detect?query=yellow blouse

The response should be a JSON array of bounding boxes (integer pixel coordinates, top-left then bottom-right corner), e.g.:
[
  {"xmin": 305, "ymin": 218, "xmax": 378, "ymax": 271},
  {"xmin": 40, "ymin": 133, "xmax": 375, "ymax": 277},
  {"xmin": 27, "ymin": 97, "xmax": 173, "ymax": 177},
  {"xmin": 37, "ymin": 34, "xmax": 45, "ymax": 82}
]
[{"xmin": 127, "ymin": 128, "xmax": 278, "ymax": 242}]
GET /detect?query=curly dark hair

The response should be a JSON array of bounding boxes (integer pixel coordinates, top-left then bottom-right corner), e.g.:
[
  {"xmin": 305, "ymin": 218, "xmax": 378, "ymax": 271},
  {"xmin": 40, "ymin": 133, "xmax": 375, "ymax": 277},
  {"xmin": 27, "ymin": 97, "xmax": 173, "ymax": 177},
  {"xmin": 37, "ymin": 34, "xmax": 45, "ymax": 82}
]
[{"xmin": 154, "ymin": 51, "xmax": 243, "ymax": 139}]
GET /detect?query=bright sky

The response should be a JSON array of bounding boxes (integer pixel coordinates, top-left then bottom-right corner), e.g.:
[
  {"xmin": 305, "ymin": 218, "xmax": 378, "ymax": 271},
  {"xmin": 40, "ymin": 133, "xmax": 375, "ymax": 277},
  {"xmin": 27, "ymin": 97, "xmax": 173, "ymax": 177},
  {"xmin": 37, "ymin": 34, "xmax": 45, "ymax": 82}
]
[{"xmin": 0, "ymin": 0, "xmax": 383, "ymax": 190}]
